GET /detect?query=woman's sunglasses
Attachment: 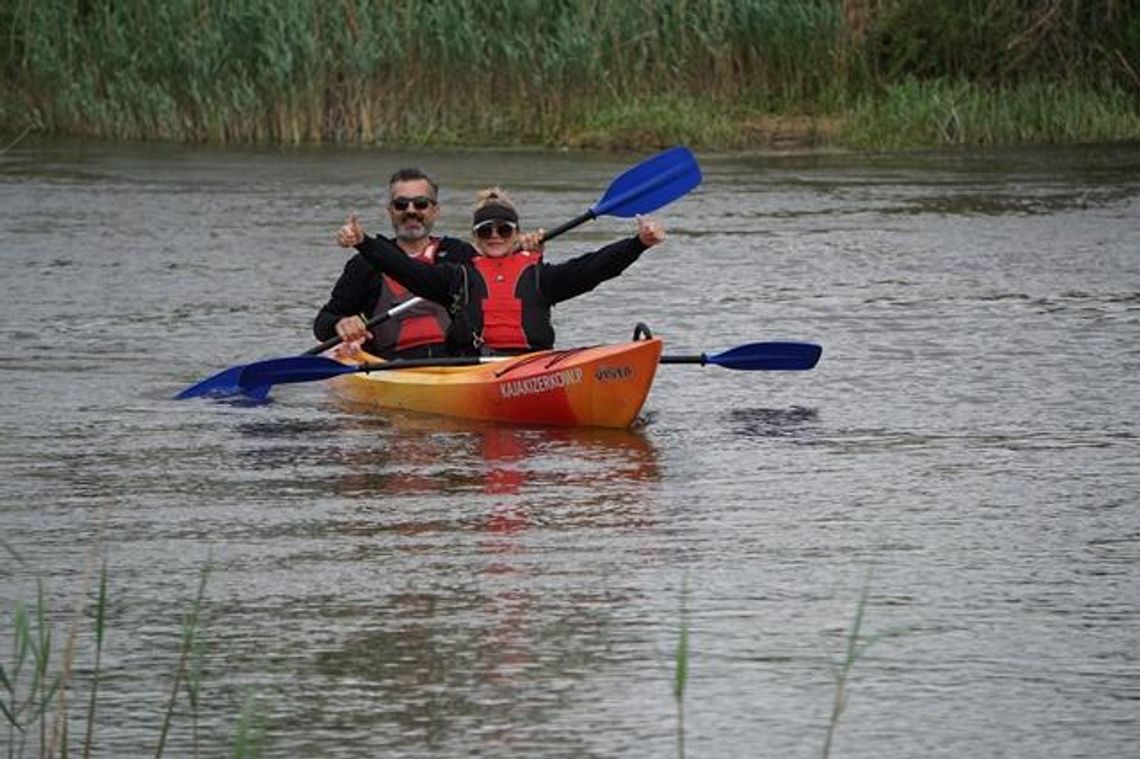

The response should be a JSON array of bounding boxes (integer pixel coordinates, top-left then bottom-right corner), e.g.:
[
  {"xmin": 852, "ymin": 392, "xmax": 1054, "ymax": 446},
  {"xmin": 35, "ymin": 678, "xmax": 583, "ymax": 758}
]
[
  {"xmin": 473, "ymin": 220, "xmax": 518, "ymax": 240},
  {"xmin": 390, "ymin": 196, "xmax": 436, "ymax": 212}
]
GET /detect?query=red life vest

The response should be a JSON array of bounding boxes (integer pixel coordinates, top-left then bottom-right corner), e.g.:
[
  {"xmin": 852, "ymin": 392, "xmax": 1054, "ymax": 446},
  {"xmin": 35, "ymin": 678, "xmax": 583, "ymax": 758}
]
[
  {"xmin": 472, "ymin": 250, "xmax": 545, "ymax": 351},
  {"xmin": 369, "ymin": 239, "xmax": 450, "ymax": 356}
]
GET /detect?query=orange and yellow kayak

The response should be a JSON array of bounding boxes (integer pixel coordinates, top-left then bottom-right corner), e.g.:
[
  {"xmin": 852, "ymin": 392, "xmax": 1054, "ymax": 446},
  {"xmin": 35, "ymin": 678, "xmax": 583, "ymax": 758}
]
[{"xmin": 328, "ymin": 338, "xmax": 662, "ymax": 428}]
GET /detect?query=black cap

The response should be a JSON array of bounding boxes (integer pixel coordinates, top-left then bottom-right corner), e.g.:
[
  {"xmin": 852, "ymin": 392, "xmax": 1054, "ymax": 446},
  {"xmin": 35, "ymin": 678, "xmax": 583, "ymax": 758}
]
[{"xmin": 473, "ymin": 203, "xmax": 518, "ymax": 226}]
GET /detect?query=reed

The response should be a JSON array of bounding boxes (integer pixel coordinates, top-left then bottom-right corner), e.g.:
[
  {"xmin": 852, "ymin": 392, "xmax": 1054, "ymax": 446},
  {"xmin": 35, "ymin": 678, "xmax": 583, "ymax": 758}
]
[
  {"xmin": 1, "ymin": 559, "xmax": 258, "ymax": 759},
  {"xmin": 4, "ymin": 0, "xmax": 1133, "ymax": 148},
  {"xmin": 674, "ymin": 578, "xmax": 690, "ymax": 759},
  {"xmin": 81, "ymin": 565, "xmax": 107, "ymax": 759},
  {"xmin": 232, "ymin": 691, "xmax": 266, "ymax": 759},
  {"xmin": 822, "ymin": 569, "xmax": 880, "ymax": 759},
  {"xmin": 847, "ymin": 78, "xmax": 1140, "ymax": 148},
  {"xmin": 663, "ymin": 570, "xmax": 887, "ymax": 757},
  {"xmin": 154, "ymin": 561, "xmax": 211, "ymax": 758},
  {"xmin": 2, "ymin": 580, "xmax": 61, "ymax": 759}
]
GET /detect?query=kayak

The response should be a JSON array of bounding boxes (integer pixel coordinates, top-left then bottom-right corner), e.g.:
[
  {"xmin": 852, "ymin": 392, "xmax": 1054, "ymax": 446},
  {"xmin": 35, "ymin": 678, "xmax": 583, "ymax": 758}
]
[{"xmin": 327, "ymin": 338, "xmax": 663, "ymax": 428}]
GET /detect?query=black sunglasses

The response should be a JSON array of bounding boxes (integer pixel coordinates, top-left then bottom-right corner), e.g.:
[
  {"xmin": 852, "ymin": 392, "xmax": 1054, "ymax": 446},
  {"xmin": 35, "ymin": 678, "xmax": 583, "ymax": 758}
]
[
  {"xmin": 473, "ymin": 220, "xmax": 518, "ymax": 240},
  {"xmin": 391, "ymin": 195, "xmax": 436, "ymax": 212}
]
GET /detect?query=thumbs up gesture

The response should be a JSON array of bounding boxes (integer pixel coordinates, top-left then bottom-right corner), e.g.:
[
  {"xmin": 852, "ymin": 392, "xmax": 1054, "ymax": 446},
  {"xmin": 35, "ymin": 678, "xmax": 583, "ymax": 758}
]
[
  {"xmin": 635, "ymin": 215, "xmax": 665, "ymax": 247},
  {"xmin": 336, "ymin": 211, "xmax": 365, "ymax": 248}
]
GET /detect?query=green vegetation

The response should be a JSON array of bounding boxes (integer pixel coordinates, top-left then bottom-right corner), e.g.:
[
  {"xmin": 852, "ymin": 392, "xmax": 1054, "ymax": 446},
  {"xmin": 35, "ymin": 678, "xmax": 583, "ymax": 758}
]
[
  {"xmin": 670, "ymin": 570, "xmax": 886, "ymax": 759},
  {"xmin": 2, "ymin": 580, "xmax": 59, "ymax": 757},
  {"xmin": 1, "ymin": 556, "xmax": 262, "ymax": 759},
  {"xmin": 1, "ymin": 0, "xmax": 1137, "ymax": 149},
  {"xmin": 822, "ymin": 569, "xmax": 880, "ymax": 759},
  {"xmin": 8, "ymin": 547, "xmax": 883, "ymax": 757},
  {"xmin": 847, "ymin": 77, "xmax": 1140, "ymax": 149},
  {"xmin": 674, "ymin": 577, "xmax": 690, "ymax": 759}
]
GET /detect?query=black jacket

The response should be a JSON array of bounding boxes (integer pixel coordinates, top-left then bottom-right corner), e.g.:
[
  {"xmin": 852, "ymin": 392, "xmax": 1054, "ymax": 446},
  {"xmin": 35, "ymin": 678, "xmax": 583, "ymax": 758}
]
[{"xmin": 312, "ymin": 236, "xmax": 475, "ymax": 357}]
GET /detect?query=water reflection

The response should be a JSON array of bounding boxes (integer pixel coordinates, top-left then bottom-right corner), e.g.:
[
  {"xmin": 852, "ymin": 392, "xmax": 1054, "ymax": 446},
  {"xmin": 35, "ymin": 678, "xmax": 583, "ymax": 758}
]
[
  {"xmin": 308, "ymin": 408, "xmax": 660, "ymax": 751},
  {"xmin": 726, "ymin": 405, "xmax": 819, "ymax": 439},
  {"xmin": 324, "ymin": 406, "xmax": 659, "ymax": 502}
]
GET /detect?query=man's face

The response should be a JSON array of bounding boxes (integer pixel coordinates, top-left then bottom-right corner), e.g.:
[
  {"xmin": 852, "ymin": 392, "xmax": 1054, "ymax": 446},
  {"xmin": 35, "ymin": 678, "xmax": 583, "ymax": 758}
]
[{"xmin": 387, "ymin": 179, "xmax": 438, "ymax": 242}]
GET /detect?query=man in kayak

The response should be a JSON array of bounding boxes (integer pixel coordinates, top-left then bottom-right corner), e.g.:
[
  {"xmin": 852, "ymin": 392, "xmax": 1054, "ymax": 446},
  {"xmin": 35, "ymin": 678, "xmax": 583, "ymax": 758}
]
[
  {"xmin": 314, "ymin": 168, "xmax": 472, "ymax": 359},
  {"xmin": 334, "ymin": 187, "xmax": 665, "ymax": 356}
]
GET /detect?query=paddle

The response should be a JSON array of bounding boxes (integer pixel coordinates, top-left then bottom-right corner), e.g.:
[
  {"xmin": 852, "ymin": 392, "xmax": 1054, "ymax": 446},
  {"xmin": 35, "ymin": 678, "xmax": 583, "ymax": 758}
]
[
  {"xmin": 660, "ymin": 341, "xmax": 822, "ymax": 371},
  {"xmin": 541, "ymin": 146, "xmax": 702, "ymax": 241},
  {"xmin": 223, "ymin": 340, "xmax": 821, "ymax": 393},
  {"xmin": 177, "ymin": 146, "xmax": 703, "ymax": 400},
  {"xmin": 302, "ymin": 296, "xmax": 424, "ymax": 356},
  {"xmin": 238, "ymin": 355, "xmax": 488, "ymax": 389},
  {"xmin": 174, "ymin": 298, "xmax": 425, "ymax": 400}
]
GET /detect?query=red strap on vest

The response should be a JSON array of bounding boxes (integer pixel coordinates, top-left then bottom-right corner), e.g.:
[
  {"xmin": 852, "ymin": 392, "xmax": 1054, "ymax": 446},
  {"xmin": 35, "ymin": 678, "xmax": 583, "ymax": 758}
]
[
  {"xmin": 474, "ymin": 252, "xmax": 539, "ymax": 350},
  {"xmin": 376, "ymin": 239, "xmax": 448, "ymax": 351}
]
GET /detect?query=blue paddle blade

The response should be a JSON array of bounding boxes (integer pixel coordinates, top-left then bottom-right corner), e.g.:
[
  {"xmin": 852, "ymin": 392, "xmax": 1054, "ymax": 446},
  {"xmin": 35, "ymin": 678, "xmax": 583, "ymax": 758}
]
[
  {"xmin": 175, "ymin": 356, "xmax": 353, "ymax": 400},
  {"xmin": 592, "ymin": 146, "xmax": 702, "ymax": 218},
  {"xmin": 707, "ymin": 342, "xmax": 822, "ymax": 371},
  {"xmin": 175, "ymin": 365, "xmax": 248, "ymax": 400},
  {"xmin": 238, "ymin": 384, "xmax": 272, "ymax": 403},
  {"xmin": 237, "ymin": 355, "xmax": 358, "ymax": 389}
]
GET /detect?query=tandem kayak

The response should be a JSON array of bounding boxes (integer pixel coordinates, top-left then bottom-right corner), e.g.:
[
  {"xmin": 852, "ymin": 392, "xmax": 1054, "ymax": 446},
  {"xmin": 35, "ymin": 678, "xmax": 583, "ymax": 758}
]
[{"xmin": 327, "ymin": 338, "xmax": 663, "ymax": 429}]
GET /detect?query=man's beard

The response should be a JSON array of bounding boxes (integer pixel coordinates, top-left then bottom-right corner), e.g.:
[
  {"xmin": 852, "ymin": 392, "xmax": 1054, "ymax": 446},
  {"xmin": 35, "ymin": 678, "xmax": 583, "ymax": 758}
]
[{"xmin": 395, "ymin": 215, "xmax": 431, "ymax": 242}]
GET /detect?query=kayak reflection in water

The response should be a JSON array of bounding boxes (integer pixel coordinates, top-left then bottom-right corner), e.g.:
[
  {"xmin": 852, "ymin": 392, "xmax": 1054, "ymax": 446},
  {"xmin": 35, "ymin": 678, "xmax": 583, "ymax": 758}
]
[{"xmin": 334, "ymin": 187, "xmax": 666, "ymax": 356}]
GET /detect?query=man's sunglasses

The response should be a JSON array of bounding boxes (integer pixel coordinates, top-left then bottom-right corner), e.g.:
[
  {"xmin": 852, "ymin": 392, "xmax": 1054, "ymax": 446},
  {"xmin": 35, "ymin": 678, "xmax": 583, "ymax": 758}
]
[
  {"xmin": 473, "ymin": 220, "xmax": 518, "ymax": 240},
  {"xmin": 391, "ymin": 196, "xmax": 436, "ymax": 212}
]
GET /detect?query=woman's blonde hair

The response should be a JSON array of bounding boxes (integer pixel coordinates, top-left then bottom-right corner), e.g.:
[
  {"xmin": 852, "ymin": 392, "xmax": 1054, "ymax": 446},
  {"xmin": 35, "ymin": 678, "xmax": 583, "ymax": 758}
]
[
  {"xmin": 471, "ymin": 186, "xmax": 520, "ymax": 227},
  {"xmin": 473, "ymin": 186, "xmax": 516, "ymax": 212}
]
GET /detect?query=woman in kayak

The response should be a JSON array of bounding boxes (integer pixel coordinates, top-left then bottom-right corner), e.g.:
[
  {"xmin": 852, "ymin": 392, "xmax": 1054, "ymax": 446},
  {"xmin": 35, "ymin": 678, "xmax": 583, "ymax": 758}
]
[{"xmin": 334, "ymin": 188, "xmax": 666, "ymax": 356}]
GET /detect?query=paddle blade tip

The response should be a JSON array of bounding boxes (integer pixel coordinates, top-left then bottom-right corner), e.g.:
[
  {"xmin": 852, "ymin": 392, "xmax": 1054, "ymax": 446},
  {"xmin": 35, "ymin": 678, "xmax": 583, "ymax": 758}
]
[
  {"xmin": 708, "ymin": 341, "xmax": 822, "ymax": 371},
  {"xmin": 592, "ymin": 145, "xmax": 703, "ymax": 219},
  {"xmin": 175, "ymin": 366, "xmax": 244, "ymax": 400},
  {"xmin": 174, "ymin": 364, "xmax": 276, "ymax": 402},
  {"xmin": 802, "ymin": 344, "xmax": 822, "ymax": 369}
]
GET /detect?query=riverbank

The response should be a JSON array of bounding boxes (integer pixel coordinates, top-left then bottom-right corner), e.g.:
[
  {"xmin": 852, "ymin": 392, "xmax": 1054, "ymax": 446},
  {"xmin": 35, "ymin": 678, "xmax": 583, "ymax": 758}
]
[
  {"xmin": 543, "ymin": 80, "xmax": 1140, "ymax": 151},
  {"xmin": 2, "ymin": 0, "xmax": 1138, "ymax": 151}
]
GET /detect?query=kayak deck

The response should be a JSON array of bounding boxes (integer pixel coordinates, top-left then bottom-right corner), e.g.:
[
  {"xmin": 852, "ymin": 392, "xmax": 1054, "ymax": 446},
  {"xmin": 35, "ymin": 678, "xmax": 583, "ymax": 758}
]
[{"xmin": 328, "ymin": 339, "xmax": 663, "ymax": 428}]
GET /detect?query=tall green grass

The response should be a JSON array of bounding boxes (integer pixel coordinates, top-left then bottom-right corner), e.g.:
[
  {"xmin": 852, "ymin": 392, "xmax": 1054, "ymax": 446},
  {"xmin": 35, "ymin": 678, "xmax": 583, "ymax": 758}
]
[
  {"xmin": 674, "ymin": 577, "xmax": 690, "ymax": 759},
  {"xmin": 670, "ymin": 569, "xmax": 888, "ymax": 759},
  {"xmin": 822, "ymin": 569, "xmax": 880, "ymax": 759},
  {"xmin": 847, "ymin": 78, "xmax": 1140, "ymax": 148},
  {"xmin": 1, "ymin": 557, "xmax": 261, "ymax": 759},
  {"xmin": 2, "ymin": 580, "xmax": 60, "ymax": 758},
  {"xmin": 0, "ymin": 0, "xmax": 840, "ymax": 146},
  {"xmin": 4, "ymin": 0, "xmax": 1134, "ymax": 148}
]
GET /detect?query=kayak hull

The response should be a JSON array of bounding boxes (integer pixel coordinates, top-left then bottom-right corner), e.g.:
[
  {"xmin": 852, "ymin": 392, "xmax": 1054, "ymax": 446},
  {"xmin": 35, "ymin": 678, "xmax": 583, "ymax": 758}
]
[{"xmin": 328, "ymin": 339, "xmax": 662, "ymax": 428}]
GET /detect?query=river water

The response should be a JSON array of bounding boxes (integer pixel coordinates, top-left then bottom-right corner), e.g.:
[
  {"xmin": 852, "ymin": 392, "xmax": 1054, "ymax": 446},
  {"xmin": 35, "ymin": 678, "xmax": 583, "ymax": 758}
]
[{"xmin": 2, "ymin": 140, "xmax": 1138, "ymax": 757}]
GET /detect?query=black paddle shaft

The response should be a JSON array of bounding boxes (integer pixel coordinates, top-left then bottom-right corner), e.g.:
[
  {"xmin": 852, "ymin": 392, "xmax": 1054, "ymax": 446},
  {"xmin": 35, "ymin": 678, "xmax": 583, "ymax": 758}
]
[
  {"xmin": 659, "ymin": 354, "xmax": 708, "ymax": 366},
  {"xmin": 539, "ymin": 210, "xmax": 597, "ymax": 243},
  {"xmin": 303, "ymin": 296, "xmax": 423, "ymax": 355}
]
